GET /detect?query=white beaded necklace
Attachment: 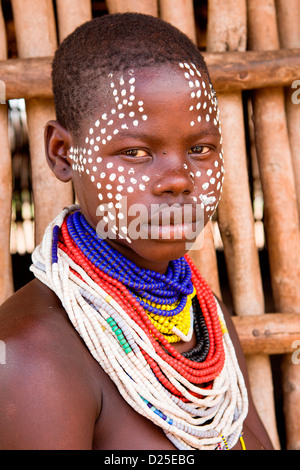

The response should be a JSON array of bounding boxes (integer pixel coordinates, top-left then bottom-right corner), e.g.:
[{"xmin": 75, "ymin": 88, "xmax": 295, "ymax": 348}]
[{"xmin": 30, "ymin": 207, "xmax": 248, "ymax": 450}]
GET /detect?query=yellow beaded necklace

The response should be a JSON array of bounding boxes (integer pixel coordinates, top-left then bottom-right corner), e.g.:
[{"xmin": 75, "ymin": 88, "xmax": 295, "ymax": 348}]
[{"xmin": 140, "ymin": 287, "xmax": 196, "ymax": 343}]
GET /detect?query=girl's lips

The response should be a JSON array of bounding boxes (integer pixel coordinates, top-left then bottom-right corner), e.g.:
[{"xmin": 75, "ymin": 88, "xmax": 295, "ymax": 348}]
[
  {"xmin": 140, "ymin": 219, "xmax": 203, "ymax": 241},
  {"xmin": 128, "ymin": 203, "xmax": 204, "ymax": 240},
  {"xmin": 146, "ymin": 202, "xmax": 201, "ymax": 224}
]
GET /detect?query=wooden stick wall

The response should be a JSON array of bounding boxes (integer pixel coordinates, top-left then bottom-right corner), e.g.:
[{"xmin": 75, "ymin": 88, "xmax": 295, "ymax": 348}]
[
  {"xmin": 276, "ymin": 0, "xmax": 300, "ymax": 216},
  {"xmin": 276, "ymin": 0, "xmax": 300, "ymax": 450},
  {"xmin": 2, "ymin": 50, "xmax": 300, "ymax": 100},
  {"xmin": 248, "ymin": 0, "xmax": 300, "ymax": 449},
  {"xmin": 0, "ymin": 0, "xmax": 300, "ymax": 449},
  {"xmin": 207, "ymin": 0, "xmax": 279, "ymax": 449},
  {"xmin": 10, "ymin": 0, "xmax": 73, "ymax": 245}
]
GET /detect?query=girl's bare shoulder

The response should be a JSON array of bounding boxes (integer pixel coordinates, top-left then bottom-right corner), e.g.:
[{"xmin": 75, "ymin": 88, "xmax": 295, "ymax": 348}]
[{"xmin": 0, "ymin": 279, "xmax": 102, "ymax": 450}]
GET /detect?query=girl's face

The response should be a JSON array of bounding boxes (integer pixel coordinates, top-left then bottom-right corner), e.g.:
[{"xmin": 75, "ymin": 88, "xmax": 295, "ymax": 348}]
[{"xmin": 69, "ymin": 63, "xmax": 224, "ymax": 273}]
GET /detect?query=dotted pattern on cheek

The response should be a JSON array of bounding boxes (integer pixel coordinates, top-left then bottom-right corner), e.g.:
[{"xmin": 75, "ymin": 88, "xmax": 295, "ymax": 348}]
[
  {"xmin": 196, "ymin": 149, "xmax": 225, "ymax": 217},
  {"xmin": 178, "ymin": 62, "xmax": 225, "ymax": 218}
]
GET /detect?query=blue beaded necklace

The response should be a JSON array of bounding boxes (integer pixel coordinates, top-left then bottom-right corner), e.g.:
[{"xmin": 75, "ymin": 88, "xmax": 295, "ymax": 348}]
[{"xmin": 66, "ymin": 211, "xmax": 194, "ymax": 317}]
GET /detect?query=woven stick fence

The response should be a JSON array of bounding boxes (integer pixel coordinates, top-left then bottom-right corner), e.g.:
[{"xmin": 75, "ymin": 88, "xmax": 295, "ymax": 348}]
[
  {"xmin": 10, "ymin": 0, "xmax": 73, "ymax": 245},
  {"xmin": 1, "ymin": 0, "xmax": 300, "ymax": 449},
  {"xmin": 206, "ymin": 0, "xmax": 280, "ymax": 449}
]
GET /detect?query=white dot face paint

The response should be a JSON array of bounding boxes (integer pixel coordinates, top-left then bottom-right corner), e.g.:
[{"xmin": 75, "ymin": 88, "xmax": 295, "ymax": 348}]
[
  {"xmin": 176, "ymin": 61, "xmax": 223, "ymax": 218},
  {"xmin": 69, "ymin": 63, "xmax": 223, "ymax": 244}
]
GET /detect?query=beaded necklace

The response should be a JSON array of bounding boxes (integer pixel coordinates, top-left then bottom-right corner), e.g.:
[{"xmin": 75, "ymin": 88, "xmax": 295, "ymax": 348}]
[
  {"xmin": 67, "ymin": 210, "xmax": 196, "ymax": 344},
  {"xmin": 30, "ymin": 206, "xmax": 248, "ymax": 450}
]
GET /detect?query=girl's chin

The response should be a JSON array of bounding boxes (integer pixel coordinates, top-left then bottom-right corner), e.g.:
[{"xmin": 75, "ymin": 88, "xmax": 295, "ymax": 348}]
[{"xmin": 104, "ymin": 236, "xmax": 194, "ymax": 272}]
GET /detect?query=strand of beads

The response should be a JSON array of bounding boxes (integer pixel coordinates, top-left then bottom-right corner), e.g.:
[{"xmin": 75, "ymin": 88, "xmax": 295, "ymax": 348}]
[
  {"xmin": 42, "ymin": 248, "xmax": 224, "ymax": 445},
  {"xmin": 182, "ymin": 297, "xmax": 210, "ymax": 362},
  {"xmin": 141, "ymin": 287, "xmax": 196, "ymax": 342},
  {"xmin": 67, "ymin": 211, "xmax": 197, "ymax": 343},
  {"xmin": 30, "ymin": 207, "xmax": 249, "ymax": 450},
  {"xmin": 69, "ymin": 211, "xmax": 194, "ymax": 309},
  {"xmin": 62, "ymin": 213, "xmax": 226, "ymax": 386}
]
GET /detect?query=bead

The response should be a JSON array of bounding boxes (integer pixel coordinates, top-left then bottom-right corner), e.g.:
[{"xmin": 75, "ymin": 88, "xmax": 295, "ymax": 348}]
[{"xmin": 30, "ymin": 207, "xmax": 249, "ymax": 451}]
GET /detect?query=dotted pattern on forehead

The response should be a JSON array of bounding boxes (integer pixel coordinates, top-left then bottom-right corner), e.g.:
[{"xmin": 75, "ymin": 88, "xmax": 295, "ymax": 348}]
[
  {"xmin": 178, "ymin": 62, "xmax": 220, "ymax": 130},
  {"xmin": 70, "ymin": 70, "xmax": 148, "ymax": 173}
]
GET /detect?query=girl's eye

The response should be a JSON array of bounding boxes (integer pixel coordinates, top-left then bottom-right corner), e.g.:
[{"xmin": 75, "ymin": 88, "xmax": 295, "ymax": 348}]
[
  {"xmin": 122, "ymin": 149, "xmax": 150, "ymax": 157},
  {"xmin": 189, "ymin": 145, "xmax": 210, "ymax": 155}
]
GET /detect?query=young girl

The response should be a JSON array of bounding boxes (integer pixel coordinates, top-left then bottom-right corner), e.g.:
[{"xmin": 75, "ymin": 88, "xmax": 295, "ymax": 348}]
[{"xmin": 0, "ymin": 13, "xmax": 273, "ymax": 450}]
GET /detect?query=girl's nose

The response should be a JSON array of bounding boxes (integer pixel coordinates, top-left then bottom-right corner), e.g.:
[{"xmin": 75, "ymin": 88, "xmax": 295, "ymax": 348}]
[{"xmin": 152, "ymin": 163, "xmax": 194, "ymax": 197}]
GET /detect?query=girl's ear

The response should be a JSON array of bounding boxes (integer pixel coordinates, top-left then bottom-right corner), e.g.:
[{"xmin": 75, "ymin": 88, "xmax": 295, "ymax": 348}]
[{"xmin": 44, "ymin": 120, "xmax": 73, "ymax": 182}]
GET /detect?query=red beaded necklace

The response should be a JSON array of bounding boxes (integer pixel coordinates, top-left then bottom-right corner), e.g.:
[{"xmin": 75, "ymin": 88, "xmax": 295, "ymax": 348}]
[{"xmin": 59, "ymin": 219, "xmax": 225, "ymax": 398}]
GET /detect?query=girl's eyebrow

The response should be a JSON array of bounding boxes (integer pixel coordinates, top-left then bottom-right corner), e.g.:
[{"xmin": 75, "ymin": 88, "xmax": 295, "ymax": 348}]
[
  {"xmin": 111, "ymin": 128, "xmax": 220, "ymax": 141},
  {"xmin": 194, "ymin": 128, "xmax": 221, "ymax": 138},
  {"xmin": 113, "ymin": 131, "xmax": 151, "ymax": 140}
]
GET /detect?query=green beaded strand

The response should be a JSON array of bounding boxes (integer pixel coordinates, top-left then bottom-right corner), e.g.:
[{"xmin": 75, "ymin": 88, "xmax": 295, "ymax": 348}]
[{"xmin": 107, "ymin": 317, "xmax": 132, "ymax": 354}]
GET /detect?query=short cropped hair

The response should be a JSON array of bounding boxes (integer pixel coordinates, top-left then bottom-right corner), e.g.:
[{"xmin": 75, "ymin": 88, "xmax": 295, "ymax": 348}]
[{"xmin": 52, "ymin": 12, "xmax": 211, "ymax": 140}]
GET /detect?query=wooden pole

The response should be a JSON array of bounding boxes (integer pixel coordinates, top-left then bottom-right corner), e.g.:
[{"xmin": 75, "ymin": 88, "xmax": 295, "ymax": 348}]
[
  {"xmin": 11, "ymin": 0, "xmax": 73, "ymax": 245},
  {"xmin": 232, "ymin": 313, "xmax": 300, "ymax": 355},
  {"xmin": 248, "ymin": 0, "xmax": 300, "ymax": 450},
  {"xmin": 106, "ymin": 0, "xmax": 158, "ymax": 16},
  {"xmin": 216, "ymin": 92, "xmax": 264, "ymax": 317},
  {"xmin": 276, "ymin": 0, "xmax": 300, "ymax": 49},
  {"xmin": 276, "ymin": 0, "xmax": 300, "ymax": 215},
  {"xmin": 281, "ymin": 354, "xmax": 300, "ymax": 450},
  {"xmin": 56, "ymin": 0, "xmax": 92, "ymax": 43},
  {"xmin": 207, "ymin": 0, "xmax": 247, "ymax": 52},
  {"xmin": 2, "ymin": 49, "xmax": 300, "ymax": 100},
  {"xmin": 248, "ymin": 0, "xmax": 300, "ymax": 314},
  {"xmin": 205, "ymin": 48, "xmax": 300, "ymax": 92},
  {"xmin": 0, "ymin": 0, "xmax": 13, "ymax": 304},
  {"xmin": 0, "ymin": 1, "xmax": 6, "ymax": 66},
  {"xmin": 159, "ymin": 0, "xmax": 197, "ymax": 43},
  {"xmin": 275, "ymin": 0, "xmax": 300, "ymax": 450},
  {"xmin": 207, "ymin": 0, "xmax": 280, "ymax": 449}
]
